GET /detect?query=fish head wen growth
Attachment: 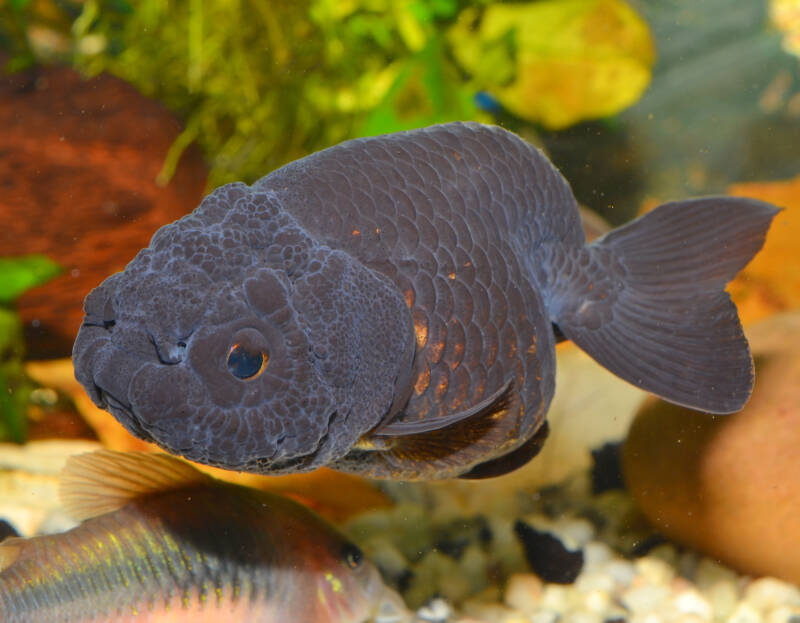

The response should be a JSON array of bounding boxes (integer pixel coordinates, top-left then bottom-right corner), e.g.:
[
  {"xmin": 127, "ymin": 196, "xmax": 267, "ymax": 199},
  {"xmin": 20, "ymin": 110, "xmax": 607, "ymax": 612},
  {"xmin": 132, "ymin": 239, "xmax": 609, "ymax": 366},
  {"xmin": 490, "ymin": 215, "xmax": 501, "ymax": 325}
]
[{"xmin": 73, "ymin": 182, "xmax": 416, "ymax": 473}]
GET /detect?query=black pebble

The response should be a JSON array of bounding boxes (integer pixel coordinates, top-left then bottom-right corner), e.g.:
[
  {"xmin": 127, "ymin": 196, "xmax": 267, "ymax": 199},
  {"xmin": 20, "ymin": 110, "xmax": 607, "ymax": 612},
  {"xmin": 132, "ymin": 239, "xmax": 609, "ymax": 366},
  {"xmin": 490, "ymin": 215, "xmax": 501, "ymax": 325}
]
[
  {"xmin": 0, "ymin": 519, "xmax": 20, "ymax": 541},
  {"xmin": 590, "ymin": 441, "xmax": 626, "ymax": 494},
  {"xmin": 513, "ymin": 520, "xmax": 584, "ymax": 584},
  {"xmin": 435, "ymin": 516, "xmax": 491, "ymax": 559}
]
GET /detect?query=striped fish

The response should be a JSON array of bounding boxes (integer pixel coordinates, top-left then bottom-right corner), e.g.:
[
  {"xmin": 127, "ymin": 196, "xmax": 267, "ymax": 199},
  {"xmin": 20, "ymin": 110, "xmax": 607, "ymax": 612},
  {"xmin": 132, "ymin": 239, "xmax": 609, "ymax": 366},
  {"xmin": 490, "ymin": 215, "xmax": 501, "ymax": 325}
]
[{"xmin": 0, "ymin": 450, "xmax": 408, "ymax": 622}]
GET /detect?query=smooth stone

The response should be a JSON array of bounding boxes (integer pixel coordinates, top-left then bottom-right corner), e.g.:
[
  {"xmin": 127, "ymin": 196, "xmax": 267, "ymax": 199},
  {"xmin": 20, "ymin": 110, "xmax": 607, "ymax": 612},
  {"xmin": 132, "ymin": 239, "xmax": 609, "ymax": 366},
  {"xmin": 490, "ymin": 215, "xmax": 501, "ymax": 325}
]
[{"xmin": 623, "ymin": 313, "xmax": 800, "ymax": 584}]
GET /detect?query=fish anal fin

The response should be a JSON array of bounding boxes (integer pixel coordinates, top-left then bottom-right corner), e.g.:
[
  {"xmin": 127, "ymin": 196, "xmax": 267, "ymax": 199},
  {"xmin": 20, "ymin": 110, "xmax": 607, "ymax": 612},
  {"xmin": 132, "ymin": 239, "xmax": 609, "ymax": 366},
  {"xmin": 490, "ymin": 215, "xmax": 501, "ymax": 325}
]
[
  {"xmin": 373, "ymin": 378, "xmax": 513, "ymax": 437},
  {"xmin": 60, "ymin": 450, "xmax": 213, "ymax": 522},
  {"xmin": 458, "ymin": 421, "xmax": 550, "ymax": 479},
  {"xmin": 0, "ymin": 540, "xmax": 22, "ymax": 572}
]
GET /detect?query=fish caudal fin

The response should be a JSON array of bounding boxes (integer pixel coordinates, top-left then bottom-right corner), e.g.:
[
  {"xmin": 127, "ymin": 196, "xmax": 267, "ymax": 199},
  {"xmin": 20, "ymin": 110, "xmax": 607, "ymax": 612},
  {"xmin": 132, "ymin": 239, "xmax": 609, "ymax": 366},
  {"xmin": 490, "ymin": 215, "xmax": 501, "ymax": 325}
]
[{"xmin": 547, "ymin": 197, "xmax": 779, "ymax": 414}]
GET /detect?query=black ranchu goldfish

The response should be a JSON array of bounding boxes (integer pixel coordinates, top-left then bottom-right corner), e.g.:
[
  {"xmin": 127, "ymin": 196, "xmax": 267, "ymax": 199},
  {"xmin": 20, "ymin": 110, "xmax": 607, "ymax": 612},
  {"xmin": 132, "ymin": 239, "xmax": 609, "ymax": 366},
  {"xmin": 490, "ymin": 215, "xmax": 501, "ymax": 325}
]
[
  {"xmin": 0, "ymin": 450, "xmax": 408, "ymax": 622},
  {"xmin": 72, "ymin": 122, "xmax": 779, "ymax": 479}
]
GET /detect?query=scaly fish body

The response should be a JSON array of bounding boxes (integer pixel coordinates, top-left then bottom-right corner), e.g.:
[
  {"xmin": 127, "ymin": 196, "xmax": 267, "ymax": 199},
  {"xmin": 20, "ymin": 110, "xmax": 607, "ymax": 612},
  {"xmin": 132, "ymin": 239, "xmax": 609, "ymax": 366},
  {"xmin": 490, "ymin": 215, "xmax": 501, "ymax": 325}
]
[
  {"xmin": 72, "ymin": 122, "xmax": 779, "ymax": 479},
  {"xmin": 0, "ymin": 452, "xmax": 406, "ymax": 622}
]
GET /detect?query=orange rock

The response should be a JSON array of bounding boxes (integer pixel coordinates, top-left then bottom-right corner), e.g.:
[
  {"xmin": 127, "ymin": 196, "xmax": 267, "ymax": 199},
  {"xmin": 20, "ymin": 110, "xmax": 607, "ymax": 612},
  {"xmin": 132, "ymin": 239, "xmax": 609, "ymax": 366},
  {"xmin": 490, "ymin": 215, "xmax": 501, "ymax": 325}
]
[
  {"xmin": 727, "ymin": 175, "xmax": 800, "ymax": 325},
  {"xmin": 0, "ymin": 59, "xmax": 208, "ymax": 359},
  {"xmin": 623, "ymin": 312, "xmax": 800, "ymax": 583}
]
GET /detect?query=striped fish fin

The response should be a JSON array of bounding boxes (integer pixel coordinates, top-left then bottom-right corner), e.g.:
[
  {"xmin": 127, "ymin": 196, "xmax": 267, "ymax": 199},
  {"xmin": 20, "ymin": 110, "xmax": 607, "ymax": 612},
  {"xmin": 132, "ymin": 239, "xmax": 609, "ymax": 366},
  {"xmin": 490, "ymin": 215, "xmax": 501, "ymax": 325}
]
[
  {"xmin": 0, "ymin": 541, "xmax": 21, "ymax": 572},
  {"xmin": 60, "ymin": 450, "xmax": 213, "ymax": 521}
]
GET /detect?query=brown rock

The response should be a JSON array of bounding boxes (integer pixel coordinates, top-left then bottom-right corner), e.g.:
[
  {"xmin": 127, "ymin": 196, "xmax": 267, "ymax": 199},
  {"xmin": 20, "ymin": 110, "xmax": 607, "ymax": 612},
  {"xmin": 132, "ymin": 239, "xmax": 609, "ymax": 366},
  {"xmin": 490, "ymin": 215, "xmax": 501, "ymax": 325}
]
[
  {"xmin": 0, "ymin": 59, "xmax": 208, "ymax": 358},
  {"xmin": 623, "ymin": 312, "xmax": 800, "ymax": 584}
]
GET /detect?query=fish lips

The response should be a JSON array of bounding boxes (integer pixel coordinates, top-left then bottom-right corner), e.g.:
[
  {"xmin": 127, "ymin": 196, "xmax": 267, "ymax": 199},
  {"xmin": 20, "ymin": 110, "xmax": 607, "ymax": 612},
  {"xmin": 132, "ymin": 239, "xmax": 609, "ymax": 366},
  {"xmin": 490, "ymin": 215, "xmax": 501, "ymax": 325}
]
[{"xmin": 72, "ymin": 322, "xmax": 155, "ymax": 443}]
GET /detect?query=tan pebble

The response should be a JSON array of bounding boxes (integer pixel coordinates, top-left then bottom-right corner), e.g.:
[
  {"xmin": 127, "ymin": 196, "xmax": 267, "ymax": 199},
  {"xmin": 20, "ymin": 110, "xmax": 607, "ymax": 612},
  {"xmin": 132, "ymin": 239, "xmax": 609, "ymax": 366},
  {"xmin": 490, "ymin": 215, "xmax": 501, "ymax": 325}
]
[
  {"xmin": 701, "ymin": 579, "xmax": 739, "ymax": 621},
  {"xmin": 539, "ymin": 584, "xmax": 571, "ymax": 612},
  {"xmin": 519, "ymin": 514, "xmax": 593, "ymax": 549},
  {"xmin": 580, "ymin": 589, "xmax": 612, "ymax": 614},
  {"xmin": 459, "ymin": 599, "xmax": 529, "ymax": 623},
  {"xmin": 635, "ymin": 557, "xmax": 676, "ymax": 585},
  {"xmin": 528, "ymin": 612, "xmax": 559, "ymax": 623},
  {"xmin": 504, "ymin": 574, "xmax": 543, "ymax": 612},
  {"xmin": 458, "ymin": 543, "xmax": 490, "ymax": 595},
  {"xmin": 623, "ymin": 313, "xmax": 800, "ymax": 584},
  {"xmin": 486, "ymin": 516, "xmax": 528, "ymax": 574},
  {"xmin": 765, "ymin": 606, "xmax": 800, "ymax": 623},
  {"xmin": 694, "ymin": 558, "xmax": 741, "ymax": 591},
  {"xmin": 727, "ymin": 602, "xmax": 764, "ymax": 623},
  {"xmin": 575, "ymin": 570, "xmax": 615, "ymax": 594},
  {"xmin": 621, "ymin": 584, "xmax": 672, "ymax": 614},
  {"xmin": 629, "ymin": 613, "xmax": 665, "ymax": 623},
  {"xmin": 647, "ymin": 544, "xmax": 679, "ymax": 567},
  {"xmin": 565, "ymin": 612, "xmax": 603, "ymax": 623},
  {"xmin": 743, "ymin": 578, "xmax": 800, "ymax": 612}
]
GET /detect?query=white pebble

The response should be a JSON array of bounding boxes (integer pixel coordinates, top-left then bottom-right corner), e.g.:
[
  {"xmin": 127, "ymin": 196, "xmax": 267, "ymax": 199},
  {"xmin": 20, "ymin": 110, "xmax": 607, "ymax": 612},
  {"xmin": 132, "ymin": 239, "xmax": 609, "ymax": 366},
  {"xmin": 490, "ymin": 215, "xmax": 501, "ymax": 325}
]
[
  {"xmin": 673, "ymin": 588, "xmax": 713, "ymax": 619},
  {"xmin": 744, "ymin": 578, "xmax": 800, "ymax": 612},
  {"xmin": 727, "ymin": 602, "xmax": 764, "ymax": 623},
  {"xmin": 582, "ymin": 542, "xmax": 614, "ymax": 569},
  {"xmin": 416, "ymin": 597, "xmax": 453, "ymax": 622}
]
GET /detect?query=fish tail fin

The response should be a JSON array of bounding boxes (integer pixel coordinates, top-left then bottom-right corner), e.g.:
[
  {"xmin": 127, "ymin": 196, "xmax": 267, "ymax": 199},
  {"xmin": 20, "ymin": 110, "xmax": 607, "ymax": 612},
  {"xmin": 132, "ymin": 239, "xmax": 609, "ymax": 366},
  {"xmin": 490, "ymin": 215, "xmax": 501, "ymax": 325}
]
[{"xmin": 546, "ymin": 197, "xmax": 779, "ymax": 414}]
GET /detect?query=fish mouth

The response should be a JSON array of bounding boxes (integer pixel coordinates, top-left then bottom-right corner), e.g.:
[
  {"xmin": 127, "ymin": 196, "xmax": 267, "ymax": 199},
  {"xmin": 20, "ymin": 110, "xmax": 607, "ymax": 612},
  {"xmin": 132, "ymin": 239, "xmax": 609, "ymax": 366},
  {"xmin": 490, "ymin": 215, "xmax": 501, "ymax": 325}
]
[{"xmin": 96, "ymin": 385, "xmax": 153, "ymax": 443}]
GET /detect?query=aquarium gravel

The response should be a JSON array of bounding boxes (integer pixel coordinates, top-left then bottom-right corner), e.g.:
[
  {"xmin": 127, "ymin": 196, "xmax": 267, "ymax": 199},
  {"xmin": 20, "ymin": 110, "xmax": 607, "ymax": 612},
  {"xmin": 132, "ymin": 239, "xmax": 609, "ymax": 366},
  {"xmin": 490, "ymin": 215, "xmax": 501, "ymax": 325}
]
[
  {"xmin": 2, "ymin": 441, "xmax": 800, "ymax": 623},
  {"xmin": 352, "ymin": 471, "xmax": 800, "ymax": 623}
]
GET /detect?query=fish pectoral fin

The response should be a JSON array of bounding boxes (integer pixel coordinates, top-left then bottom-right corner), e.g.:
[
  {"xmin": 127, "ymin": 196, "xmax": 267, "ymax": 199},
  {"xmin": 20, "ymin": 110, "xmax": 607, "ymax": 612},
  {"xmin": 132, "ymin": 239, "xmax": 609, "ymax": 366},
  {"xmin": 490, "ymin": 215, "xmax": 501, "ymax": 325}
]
[
  {"xmin": 60, "ymin": 450, "xmax": 213, "ymax": 521},
  {"xmin": 0, "ymin": 540, "xmax": 22, "ymax": 572},
  {"xmin": 457, "ymin": 421, "xmax": 550, "ymax": 479},
  {"xmin": 371, "ymin": 378, "xmax": 513, "ymax": 437}
]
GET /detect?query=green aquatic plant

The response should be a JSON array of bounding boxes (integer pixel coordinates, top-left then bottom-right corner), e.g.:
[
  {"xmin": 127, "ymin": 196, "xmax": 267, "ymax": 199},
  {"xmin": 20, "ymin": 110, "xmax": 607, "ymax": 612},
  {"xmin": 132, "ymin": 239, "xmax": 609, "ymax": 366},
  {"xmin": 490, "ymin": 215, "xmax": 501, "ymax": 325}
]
[
  {"xmin": 0, "ymin": 254, "xmax": 61, "ymax": 443},
  {"xmin": 2, "ymin": 0, "xmax": 654, "ymax": 189},
  {"xmin": 66, "ymin": 0, "xmax": 487, "ymax": 188}
]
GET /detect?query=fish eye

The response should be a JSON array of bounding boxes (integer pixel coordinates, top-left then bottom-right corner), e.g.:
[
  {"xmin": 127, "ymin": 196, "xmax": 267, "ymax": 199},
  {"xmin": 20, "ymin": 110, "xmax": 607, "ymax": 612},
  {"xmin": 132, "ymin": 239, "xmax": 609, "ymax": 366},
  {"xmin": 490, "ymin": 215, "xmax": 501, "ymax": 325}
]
[
  {"xmin": 226, "ymin": 342, "xmax": 268, "ymax": 380},
  {"xmin": 341, "ymin": 543, "xmax": 364, "ymax": 569}
]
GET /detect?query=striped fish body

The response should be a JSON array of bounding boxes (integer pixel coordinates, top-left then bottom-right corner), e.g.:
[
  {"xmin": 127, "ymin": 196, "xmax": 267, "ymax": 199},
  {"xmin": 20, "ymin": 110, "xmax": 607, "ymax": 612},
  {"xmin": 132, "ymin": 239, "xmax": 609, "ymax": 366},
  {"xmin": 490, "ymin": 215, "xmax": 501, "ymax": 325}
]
[{"xmin": 0, "ymin": 453, "xmax": 402, "ymax": 622}]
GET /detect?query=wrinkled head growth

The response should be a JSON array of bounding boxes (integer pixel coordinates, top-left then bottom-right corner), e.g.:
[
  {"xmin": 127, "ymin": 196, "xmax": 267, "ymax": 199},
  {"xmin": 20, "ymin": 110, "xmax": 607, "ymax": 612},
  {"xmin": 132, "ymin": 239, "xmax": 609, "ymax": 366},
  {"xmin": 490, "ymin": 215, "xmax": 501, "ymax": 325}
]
[{"xmin": 73, "ymin": 183, "xmax": 413, "ymax": 472}]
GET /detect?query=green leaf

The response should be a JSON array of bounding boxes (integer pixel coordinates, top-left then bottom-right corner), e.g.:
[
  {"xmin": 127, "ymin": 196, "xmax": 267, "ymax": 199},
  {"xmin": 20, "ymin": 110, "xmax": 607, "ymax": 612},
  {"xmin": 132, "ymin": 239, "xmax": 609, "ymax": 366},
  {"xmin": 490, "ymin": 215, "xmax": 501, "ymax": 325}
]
[
  {"xmin": 0, "ymin": 254, "xmax": 62, "ymax": 303},
  {"xmin": 0, "ymin": 365, "xmax": 29, "ymax": 444},
  {"xmin": 360, "ymin": 36, "xmax": 482, "ymax": 137}
]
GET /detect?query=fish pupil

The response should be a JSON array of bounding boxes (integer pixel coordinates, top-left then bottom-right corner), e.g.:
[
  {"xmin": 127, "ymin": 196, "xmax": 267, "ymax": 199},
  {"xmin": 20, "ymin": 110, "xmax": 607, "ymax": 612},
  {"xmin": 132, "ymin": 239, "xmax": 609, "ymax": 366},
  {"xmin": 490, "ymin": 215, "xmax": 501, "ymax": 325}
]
[
  {"xmin": 227, "ymin": 343, "xmax": 267, "ymax": 379},
  {"xmin": 341, "ymin": 543, "xmax": 364, "ymax": 569}
]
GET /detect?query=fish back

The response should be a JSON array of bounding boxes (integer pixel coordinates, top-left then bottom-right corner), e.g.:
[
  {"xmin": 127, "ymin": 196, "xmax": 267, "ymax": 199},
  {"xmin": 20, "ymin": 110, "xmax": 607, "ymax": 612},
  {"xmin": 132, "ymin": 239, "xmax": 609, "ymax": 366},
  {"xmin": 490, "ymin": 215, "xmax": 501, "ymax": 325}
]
[{"xmin": 257, "ymin": 122, "xmax": 585, "ymax": 477}]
